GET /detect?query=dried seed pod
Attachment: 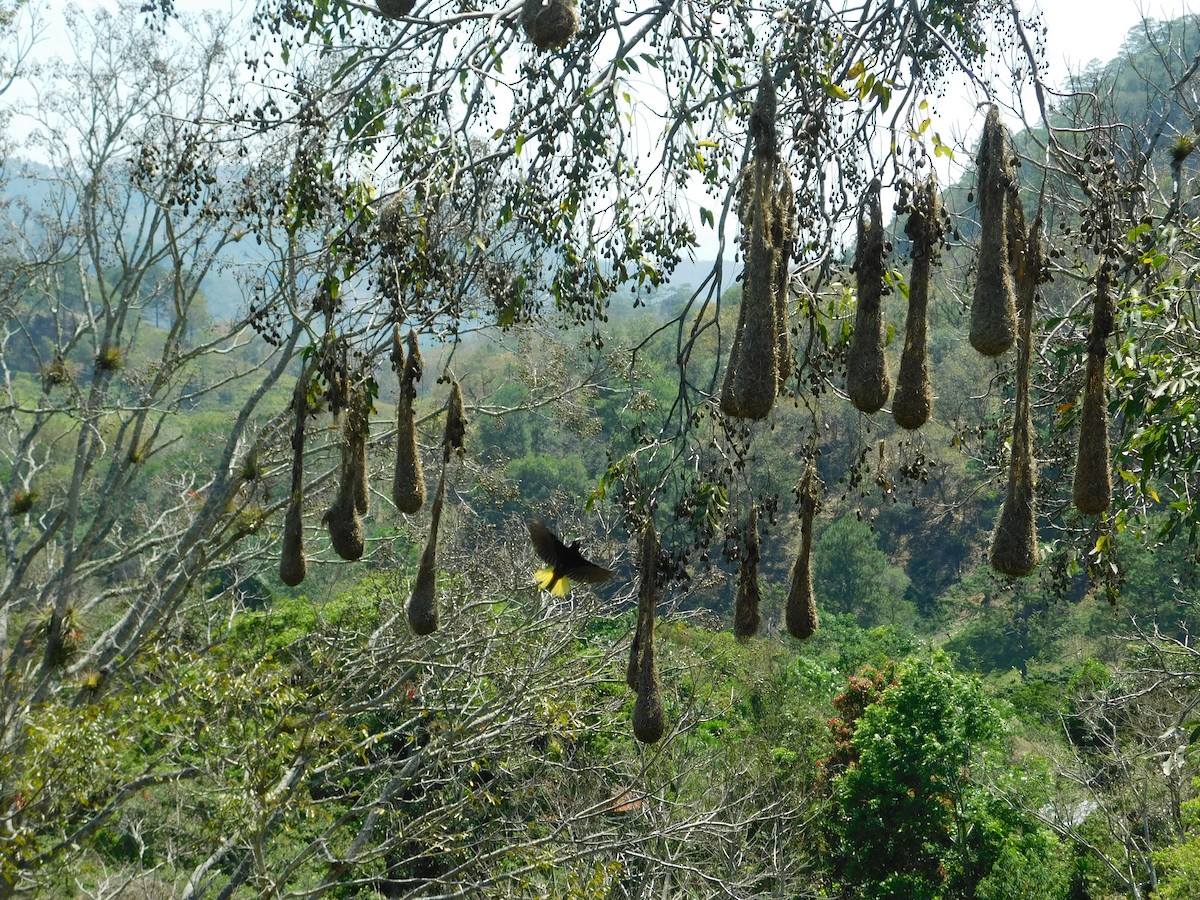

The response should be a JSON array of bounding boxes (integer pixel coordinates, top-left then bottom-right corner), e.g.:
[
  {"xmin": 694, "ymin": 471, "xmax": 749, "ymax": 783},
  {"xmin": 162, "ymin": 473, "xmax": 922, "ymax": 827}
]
[
  {"xmin": 631, "ymin": 521, "xmax": 664, "ymax": 744},
  {"xmin": 443, "ymin": 377, "xmax": 468, "ymax": 462},
  {"xmin": 785, "ymin": 464, "xmax": 820, "ymax": 640},
  {"xmin": 521, "ymin": 0, "xmax": 578, "ymax": 51},
  {"xmin": 970, "ymin": 105, "xmax": 1018, "ymax": 357},
  {"xmin": 772, "ymin": 169, "xmax": 795, "ymax": 395},
  {"xmin": 408, "ymin": 460, "xmax": 447, "ymax": 635},
  {"xmin": 893, "ymin": 174, "xmax": 941, "ymax": 430},
  {"xmin": 733, "ymin": 505, "xmax": 762, "ymax": 640},
  {"xmin": 375, "ymin": 0, "xmax": 415, "ymax": 17},
  {"xmin": 846, "ymin": 179, "xmax": 891, "ymax": 413},
  {"xmin": 1074, "ymin": 263, "xmax": 1114, "ymax": 515},
  {"xmin": 392, "ymin": 328, "xmax": 426, "ymax": 514},
  {"xmin": 991, "ymin": 217, "xmax": 1042, "ymax": 576},
  {"xmin": 280, "ymin": 374, "xmax": 309, "ymax": 586}
]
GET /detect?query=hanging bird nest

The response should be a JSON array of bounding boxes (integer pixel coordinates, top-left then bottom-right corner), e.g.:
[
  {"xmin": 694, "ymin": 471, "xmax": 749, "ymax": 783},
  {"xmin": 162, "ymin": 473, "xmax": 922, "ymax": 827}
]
[
  {"xmin": 785, "ymin": 464, "xmax": 821, "ymax": 640},
  {"xmin": 771, "ymin": 168, "xmax": 796, "ymax": 396},
  {"xmin": 722, "ymin": 61, "xmax": 789, "ymax": 420},
  {"xmin": 991, "ymin": 217, "xmax": 1042, "ymax": 577},
  {"xmin": 521, "ymin": 0, "xmax": 578, "ymax": 51},
  {"xmin": 970, "ymin": 105, "xmax": 1018, "ymax": 357},
  {"xmin": 408, "ymin": 461, "xmax": 446, "ymax": 635},
  {"xmin": 443, "ymin": 377, "xmax": 468, "ymax": 462},
  {"xmin": 375, "ymin": 0, "xmax": 415, "ymax": 18},
  {"xmin": 749, "ymin": 58, "xmax": 778, "ymax": 163},
  {"xmin": 893, "ymin": 174, "xmax": 942, "ymax": 430},
  {"xmin": 730, "ymin": 168, "xmax": 781, "ymax": 420},
  {"xmin": 1074, "ymin": 263, "xmax": 1114, "ymax": 515},
  {"xmin": 392, "ymin": 327, "xmax": 426, "ymax": 514},
  {"xmin": 631, "ymin": 521, "xmax": 665, "ymax": 744},
  {"xmin": 324, "ymin": 390, "xmax": 369, "ymax": 562},
  {"xmin": 280, "ymin": 373, "xmax": 309, "ymax": 586},
  {"xmin": 627, "ymin": 518, "xmax": 659, "ymax": 690},
  {"xmin": 733, "ymin": 505, "xmax": 762, "ymax": 640},
  {"xmin": 324, "ymin": 489, "xmax": 364, "ymax": 561},
  {"xmin": 846, "ymin": 179, "xmax": 891, "ymax": 414},
  {"xmin": 719, "ymin": 296, "xmax": 749, "ymax": 418},
  {"xmin": 280, "ymin": 499, "xmax": 307, "ymax": 587},
  {"xmin": 348, "ymin": 383, "xmax": 371, "ymax": 516}
]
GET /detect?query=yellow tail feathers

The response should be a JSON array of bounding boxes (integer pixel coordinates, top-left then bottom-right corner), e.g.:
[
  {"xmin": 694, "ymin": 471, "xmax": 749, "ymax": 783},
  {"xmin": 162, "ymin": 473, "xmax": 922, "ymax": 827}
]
[{"xmin": 534, "ymin": 568, "xmax": 570, "ymax": 597}]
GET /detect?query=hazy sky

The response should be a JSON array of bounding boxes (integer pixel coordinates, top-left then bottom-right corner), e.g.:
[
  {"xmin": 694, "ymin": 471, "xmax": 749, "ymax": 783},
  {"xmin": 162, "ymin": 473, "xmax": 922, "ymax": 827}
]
[
  {"xmin": 1037, "ymin": 0, "xmax": 1194, "ymax": 81},
  {"xmin": 5, "ymin": 0, "xmax": 1195, "ymax": 261},
  {"xmin": 10, "ymin": 1, "xmax": 1190, "ymax": 136}
]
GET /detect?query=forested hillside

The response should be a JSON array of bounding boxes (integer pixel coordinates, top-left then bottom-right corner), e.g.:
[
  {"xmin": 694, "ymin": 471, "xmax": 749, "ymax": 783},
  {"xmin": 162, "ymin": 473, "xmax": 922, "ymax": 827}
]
[{"xmin": 2, "ymin": 1, "xmax": 1200, "ymax": 898}]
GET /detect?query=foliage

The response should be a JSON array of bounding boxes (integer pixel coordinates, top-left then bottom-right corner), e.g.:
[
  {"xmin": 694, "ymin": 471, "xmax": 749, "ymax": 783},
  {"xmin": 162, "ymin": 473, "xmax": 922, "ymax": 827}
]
[
  {"xmin": 3, "ymin": 0, "xmax": 1200, "ymax": 897},
  {"xmin": 812, "ymin": 513, "xmax": 914, "ymax": 628},
  {"xmin": 833, "ymin": 654, "xmax": 1026, "ymax": 899},
  {"xmin": 1154, "ymin": 795, "xmax": 1200, "ymax": 900},
  {"xmin": 975, "ymin": 829, "xmax": 1072, "ymax": 900}
]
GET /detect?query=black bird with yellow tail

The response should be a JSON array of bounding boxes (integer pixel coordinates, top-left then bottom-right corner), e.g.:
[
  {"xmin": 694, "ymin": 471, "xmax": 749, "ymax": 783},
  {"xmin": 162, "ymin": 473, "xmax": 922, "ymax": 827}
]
[{"xmin": 528, "ymin": 519, "xmax": 615, "ymax": 596}]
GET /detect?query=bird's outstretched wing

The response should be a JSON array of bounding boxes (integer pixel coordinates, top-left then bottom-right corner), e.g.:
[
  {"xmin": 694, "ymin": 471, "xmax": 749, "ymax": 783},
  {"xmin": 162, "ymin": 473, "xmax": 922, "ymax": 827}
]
[
  {"xmin": 528, "ymin": 519, "xmax": 565, "ymax": 566},
  {"xmin": 528, "ymin": 519, "xmax": 615, "ymax": 591}
]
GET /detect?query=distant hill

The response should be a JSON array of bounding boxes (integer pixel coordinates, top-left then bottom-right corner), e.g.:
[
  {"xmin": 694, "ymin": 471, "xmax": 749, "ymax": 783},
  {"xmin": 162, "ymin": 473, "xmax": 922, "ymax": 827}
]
[{"xmin": 0, "ymin": 157, "xmax": 265, "ymax": 321}]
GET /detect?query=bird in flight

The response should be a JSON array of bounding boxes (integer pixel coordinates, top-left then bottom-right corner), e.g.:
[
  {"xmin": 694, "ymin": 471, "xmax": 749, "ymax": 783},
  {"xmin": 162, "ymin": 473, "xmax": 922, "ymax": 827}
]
[{"xmin": 528, "ymin": 519, "xmax": 615, "ymax": 596}]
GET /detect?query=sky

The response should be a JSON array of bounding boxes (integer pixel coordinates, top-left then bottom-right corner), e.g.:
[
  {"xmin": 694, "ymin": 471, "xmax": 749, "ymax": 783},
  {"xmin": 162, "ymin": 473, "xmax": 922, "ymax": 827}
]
[
  {"xmin": 6, "ymin": 0, "xmax": 1190, "ymax": 146},
  {"xmin": 3, "ymin": 0, "xmax": 1196, "ymax": 262},
  {"xmin": 1036, "ymin": 0, "xmax": 1194, "ymax": 81},
  {"xmin": 9, "ymin": 1, "xmax": 1191, "ymax": 91}
]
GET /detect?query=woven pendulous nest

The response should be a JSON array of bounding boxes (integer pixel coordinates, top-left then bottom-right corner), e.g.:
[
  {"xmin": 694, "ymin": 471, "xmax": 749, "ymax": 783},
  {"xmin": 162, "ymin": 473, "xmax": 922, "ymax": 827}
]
[
  {"xmin": 392, "ymin": 327, "xmax": 426, "ymax": 514},
  {"xmin": 280, "ymin": 500, "xmax": 307, "ymax": 587},
  {"xmin": 279, "ymin": 374, "xmax": 309, "ymax": 587},
  {"xmin": 1073, "ymin": 262, "xmax": 1114, "ymax": 515},
  {"xmin": 719, "ymin": 292, "xmax": 749, "ymax": 418},
  {"xmin": 407, "ymin": 459, "xmax": 446, "ymax": 635},
  {"xmin": 991, "ymin": 216, "xmax": 1043, "ymax": 577},
  {"xmin": 349, "ymin": 384, "xmax": 370, "ymax": 516},
  {"xmin": 521, "ymin": 0, "xmax": 578, "ymax": 51},
  {"xmin": 893, "ymin": 175, "xmax": 942, "ymax": 430},
  {"xmin": 846, "ymin": 179, "xmax": 891, "ymax": 413},
  {"xmin": 748, "ymin": 57, "xmax": 777, "ymax": 161},
  {"xmin": 631, "ymin": 520, "xmax": 665, "ymax": 744},
  {"xmin": 443, "ymin": 377, "xmax": 468, "ymax": 462},
  {"xmin": 722, "ymin": 61, "xmax": 791, "ymax": 419},
  {"xmin": 733, "ymin": 505, "xmax": 763, "ymax": 640},
  {"xmin": 627, "ymin": 518, "xmax": 659, "ymax": 690},
  {"xmin": 785, "ymin": 463, "xmax": 821, "ymax": 639},
  {"xmin": 970, "ymin": 105, "xmax": 1018, "ymax": 357},
  {"xmin": 324, "ymin": 384, "xmax": 370, "ymax": 562},
  {"xmin": 731, "ymin": 169, "xmax": 781, "ymax": 419},
  {"xmin": 375, "ymin": 0, "xmax": 415, "ymax": 18},
  {"xmin": 771, "ymin": 169, "xmax": 796, "ymax": 396}
]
